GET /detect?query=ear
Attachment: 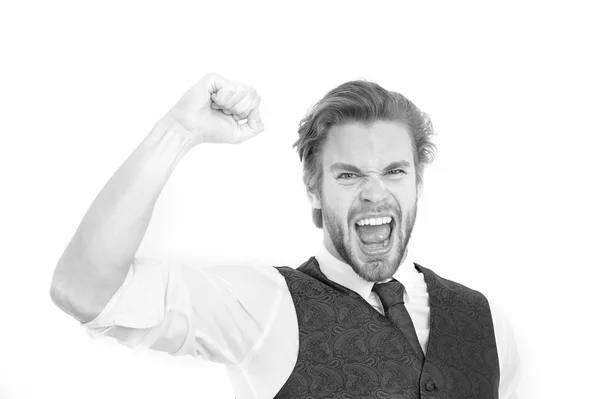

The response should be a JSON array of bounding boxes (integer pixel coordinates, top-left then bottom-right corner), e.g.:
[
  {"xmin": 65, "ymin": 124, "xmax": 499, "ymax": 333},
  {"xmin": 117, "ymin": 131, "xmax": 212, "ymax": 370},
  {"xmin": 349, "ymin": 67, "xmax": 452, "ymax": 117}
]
[{"xmin": 307, "ymin": 189, "xmax": 322, "ymax": 209}]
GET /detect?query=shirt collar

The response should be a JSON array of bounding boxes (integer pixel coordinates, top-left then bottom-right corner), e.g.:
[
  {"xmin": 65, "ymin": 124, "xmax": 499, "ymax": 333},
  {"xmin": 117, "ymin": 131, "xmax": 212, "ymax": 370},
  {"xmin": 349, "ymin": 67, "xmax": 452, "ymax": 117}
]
[{"xmin": 315, "ymin": 243, "xmax": 418, "ymax": 302}]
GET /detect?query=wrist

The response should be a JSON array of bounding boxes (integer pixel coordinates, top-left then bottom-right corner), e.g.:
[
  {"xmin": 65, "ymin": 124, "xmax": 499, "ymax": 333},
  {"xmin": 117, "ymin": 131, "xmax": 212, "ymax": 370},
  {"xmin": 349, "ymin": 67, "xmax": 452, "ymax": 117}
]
[
  {"xmin": 147, "ymin": 115, "xmax": 197, "ymax": 152},
  {"xmin": 134, "ymin": 116, "xmax": 197, "ymax": 172}
]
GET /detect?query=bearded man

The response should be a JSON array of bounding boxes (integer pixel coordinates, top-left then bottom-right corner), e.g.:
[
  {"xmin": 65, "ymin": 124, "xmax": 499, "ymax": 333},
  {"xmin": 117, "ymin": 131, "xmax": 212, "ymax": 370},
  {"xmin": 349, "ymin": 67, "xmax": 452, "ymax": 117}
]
[{"xmin": 50, "ymin": 73, "xmax": 520, "ymax": 398}]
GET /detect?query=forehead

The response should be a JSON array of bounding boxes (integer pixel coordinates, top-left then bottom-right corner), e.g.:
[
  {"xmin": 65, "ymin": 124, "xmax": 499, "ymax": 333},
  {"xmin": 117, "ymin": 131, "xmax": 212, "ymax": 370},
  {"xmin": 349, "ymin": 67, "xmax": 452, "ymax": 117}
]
[{"xmin": 322, "ymin": 121, "xmax": 414, "ymax": 168}]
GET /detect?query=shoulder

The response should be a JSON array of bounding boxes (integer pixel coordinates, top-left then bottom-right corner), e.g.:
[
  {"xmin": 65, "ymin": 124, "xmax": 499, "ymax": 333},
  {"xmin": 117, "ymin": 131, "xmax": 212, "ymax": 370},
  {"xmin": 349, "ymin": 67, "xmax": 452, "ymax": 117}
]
[
  {"xmin": 415, "ymin": 263, "xmax": 491, "ymax": 309},
  {"xmin": 274, "ymin": 257, "xmax": 318, "ymax": 283},
  {"xmin": 274, "ymin": 263, "xmax": 319, "ymax": 291},
  {"xmin": 188, "ymin": 260, "xmax": 290, "ymax": 290},
  {"xmin": 415, "ymin": 263, "xmax": 486, "ymax": 294}
]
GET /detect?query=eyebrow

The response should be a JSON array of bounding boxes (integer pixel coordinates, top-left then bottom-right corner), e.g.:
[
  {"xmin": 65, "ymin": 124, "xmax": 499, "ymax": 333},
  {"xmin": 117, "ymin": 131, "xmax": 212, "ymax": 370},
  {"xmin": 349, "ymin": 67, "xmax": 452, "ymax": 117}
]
[{"xmin": 330, "ymin": 161, "xmax": 412, "ymax": 174}]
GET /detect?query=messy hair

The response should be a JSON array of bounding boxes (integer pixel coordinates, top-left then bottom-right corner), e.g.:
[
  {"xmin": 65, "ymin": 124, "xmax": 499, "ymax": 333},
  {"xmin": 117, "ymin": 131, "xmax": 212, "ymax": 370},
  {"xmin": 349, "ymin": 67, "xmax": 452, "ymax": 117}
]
[{"xmin": 293, "ymin": 80, "xmax": 436, "ymax": 228}]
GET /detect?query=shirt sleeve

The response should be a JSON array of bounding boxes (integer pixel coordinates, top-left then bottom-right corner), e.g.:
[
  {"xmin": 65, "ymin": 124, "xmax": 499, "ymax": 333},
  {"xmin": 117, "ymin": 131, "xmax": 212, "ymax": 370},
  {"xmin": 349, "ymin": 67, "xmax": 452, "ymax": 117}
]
[
  {"xmin": 82, "ymin": 257, "xmax": 290, "ymax": 365},
  {"xmin": 489, "ymin": 299, "xmax": 521, "ymax": 399}
]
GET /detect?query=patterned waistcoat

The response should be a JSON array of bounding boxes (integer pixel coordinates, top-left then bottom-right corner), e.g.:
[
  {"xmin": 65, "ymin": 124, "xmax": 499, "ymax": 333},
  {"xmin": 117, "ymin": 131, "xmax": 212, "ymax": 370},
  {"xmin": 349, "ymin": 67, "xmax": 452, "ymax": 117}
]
[{"xmin": 273, "ymin": 257, "xmax": 500, "ymax": 399}]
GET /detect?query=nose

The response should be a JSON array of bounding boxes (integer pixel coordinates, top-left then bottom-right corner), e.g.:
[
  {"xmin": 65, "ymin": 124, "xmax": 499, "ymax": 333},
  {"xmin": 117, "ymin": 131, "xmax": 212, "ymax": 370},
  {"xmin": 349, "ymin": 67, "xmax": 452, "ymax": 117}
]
[{"xmin": 359, "ymin": 176, "xmax": 390, "ymax": 204}]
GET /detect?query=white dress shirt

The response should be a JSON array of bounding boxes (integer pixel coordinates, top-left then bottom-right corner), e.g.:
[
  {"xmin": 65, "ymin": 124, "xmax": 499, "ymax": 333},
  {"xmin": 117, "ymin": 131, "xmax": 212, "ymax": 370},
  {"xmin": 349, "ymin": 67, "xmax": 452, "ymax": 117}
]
[{"xmin": 84, "ymin": 246, "xmax": 520, "ymax": 398}]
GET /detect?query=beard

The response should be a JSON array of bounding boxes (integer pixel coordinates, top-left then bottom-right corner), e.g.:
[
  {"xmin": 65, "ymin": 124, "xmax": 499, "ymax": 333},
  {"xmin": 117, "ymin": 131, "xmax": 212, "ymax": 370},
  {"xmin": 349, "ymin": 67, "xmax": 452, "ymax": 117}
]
[{"xmin": 322, "ymin": 198, "xmax": 417, "ymax": 283}]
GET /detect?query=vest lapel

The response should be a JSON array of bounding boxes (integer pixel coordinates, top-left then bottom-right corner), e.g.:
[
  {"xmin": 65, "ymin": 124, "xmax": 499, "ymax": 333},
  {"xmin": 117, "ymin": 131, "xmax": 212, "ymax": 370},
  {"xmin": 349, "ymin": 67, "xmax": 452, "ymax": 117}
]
[{"xmin": 297, "ymin": 256, "xmax": 363, "ymax": 298}]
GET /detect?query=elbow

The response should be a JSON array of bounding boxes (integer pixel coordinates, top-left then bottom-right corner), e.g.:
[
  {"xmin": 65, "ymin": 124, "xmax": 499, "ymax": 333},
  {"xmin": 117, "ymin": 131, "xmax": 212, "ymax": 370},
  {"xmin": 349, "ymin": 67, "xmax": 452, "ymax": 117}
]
[
  {"xmin": 49, "ymin": 277, "xmax": 72, "ymax": 316},
  {"xmin": 49, "ymin": 273, "xmax": 78, "ymax": 319},
  {"xmin": 49, "ymin": 270, "xmax": 69, "ymax": 311},
  {"xmin": 49, "ymin": 271, "xmax": 100, "ymax": 323},
  {"xmin": 49, "ymin": 281, "xmax": 62, "ymax": 309}
]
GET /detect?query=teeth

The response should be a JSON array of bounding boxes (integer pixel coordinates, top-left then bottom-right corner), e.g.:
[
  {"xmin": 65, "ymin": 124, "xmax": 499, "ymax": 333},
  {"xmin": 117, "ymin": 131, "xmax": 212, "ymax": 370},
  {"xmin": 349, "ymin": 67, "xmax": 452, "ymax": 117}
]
[{"xmin": 356, "ymin": 216, "xmax": 392, "ymax": 226}]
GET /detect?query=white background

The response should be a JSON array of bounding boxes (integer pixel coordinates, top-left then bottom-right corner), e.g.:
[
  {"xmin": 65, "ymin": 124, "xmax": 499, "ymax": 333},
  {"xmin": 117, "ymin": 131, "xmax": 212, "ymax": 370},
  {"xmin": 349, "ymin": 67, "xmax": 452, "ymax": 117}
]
[{"xmin": 1, "ymin": 1, "xmax": 598, "ymax": 398}]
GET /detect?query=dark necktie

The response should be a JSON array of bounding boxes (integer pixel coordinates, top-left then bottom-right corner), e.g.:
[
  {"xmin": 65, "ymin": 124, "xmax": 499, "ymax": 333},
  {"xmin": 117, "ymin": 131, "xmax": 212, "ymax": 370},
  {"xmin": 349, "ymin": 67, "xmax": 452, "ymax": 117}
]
[{"xmin": 372, "ymin": 279, "xmax": 425, "ymax": 364}]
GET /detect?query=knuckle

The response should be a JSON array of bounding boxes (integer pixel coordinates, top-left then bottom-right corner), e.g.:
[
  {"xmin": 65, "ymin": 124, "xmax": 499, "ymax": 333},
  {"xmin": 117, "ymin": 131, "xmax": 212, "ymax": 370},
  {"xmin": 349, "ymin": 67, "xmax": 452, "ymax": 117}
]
[
  {"xmin": 201, "ymin": 72, "xmax": 217, "ymax": 84},
  {"xmin": 204, "ymin": 72, "xmax": 220, "ymax": 80},
  {"xmin": 217, "ymin": 89, "xmax": 234, "ymax": 105},
  {"xmin": 230, "ymin": 105, "xmax": 245, "ymax": 117}
]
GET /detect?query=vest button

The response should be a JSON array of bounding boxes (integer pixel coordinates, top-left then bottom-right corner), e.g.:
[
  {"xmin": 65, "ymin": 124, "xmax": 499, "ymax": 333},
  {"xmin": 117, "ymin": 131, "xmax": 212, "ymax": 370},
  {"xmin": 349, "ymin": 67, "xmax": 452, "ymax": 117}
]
[{"xmin": 425, "ymin": 380, "xmax": 436, "ymax": 392}]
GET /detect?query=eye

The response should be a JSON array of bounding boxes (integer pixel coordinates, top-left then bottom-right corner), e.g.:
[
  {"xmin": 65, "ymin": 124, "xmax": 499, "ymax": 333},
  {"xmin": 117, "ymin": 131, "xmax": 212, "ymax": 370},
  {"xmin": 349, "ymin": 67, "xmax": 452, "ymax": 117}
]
[
  {"xmin": 337, "ymin": 172, "xmax": 357, "ymax": 180},
  {"xmin": 387, "ymin": 169, "xmax": 407, "ymax": 176}
]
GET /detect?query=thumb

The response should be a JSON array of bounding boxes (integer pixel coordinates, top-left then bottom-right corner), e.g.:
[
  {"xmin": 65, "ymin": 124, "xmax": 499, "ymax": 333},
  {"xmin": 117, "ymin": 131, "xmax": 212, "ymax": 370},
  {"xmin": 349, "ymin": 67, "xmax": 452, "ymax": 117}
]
[{"xmin": 236, "ymin": 108, "xmax": 264, "ymax": 143}]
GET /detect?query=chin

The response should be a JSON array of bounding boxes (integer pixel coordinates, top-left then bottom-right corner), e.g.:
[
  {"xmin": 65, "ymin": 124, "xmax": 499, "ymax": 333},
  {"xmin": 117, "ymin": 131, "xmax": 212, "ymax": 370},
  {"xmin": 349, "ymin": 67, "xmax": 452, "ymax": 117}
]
[{"xmin": 350, "ymin": 252, "xmax": 402, "ymax": 283}]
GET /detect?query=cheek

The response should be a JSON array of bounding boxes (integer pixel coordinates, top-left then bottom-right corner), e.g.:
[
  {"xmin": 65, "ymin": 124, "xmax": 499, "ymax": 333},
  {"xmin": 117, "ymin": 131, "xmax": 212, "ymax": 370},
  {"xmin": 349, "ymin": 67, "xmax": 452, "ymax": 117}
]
[
  {"xmin": 391, "ymin": 183, "xmax": 418, "ymax": 205},
  {"xmin": 326, "ymin": 198, "xmax": 357, "ymax": 231},
  {"xmin": 398, "ymin": 195, "xmax": 417, "ymax": 209},
  {"xmin": 390, "ymin": 192, "xmax": 417, "ymax": 227},
  {"xmin": 335, "ymin": 192, "xmax": 358, "ymax": 221},
  {"xmin": 323, "ymin": 183, "xmax": 354, "ymax": 212}
]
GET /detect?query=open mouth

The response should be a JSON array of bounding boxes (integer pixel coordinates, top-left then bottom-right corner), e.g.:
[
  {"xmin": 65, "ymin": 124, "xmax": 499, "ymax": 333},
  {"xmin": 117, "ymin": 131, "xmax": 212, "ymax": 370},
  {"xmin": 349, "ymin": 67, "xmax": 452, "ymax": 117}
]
[{"xmin": 354, "ymin": 216, "xmax": 395, "ymax": 255}]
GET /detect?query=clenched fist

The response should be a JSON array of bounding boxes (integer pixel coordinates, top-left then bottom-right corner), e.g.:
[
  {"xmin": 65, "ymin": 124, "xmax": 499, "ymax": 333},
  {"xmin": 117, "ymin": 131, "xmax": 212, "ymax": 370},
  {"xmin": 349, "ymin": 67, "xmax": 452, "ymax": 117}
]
[{"xmin": 163, "ymin": 73, "xmax": 263, "ymax": 145}]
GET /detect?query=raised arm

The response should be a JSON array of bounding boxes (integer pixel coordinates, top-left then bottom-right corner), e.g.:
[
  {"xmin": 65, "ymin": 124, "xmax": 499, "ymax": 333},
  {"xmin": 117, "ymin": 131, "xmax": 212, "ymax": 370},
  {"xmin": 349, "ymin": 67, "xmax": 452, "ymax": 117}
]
[{"xmin": 50, "ymin": 73, "xmax": 263, "ymax": 323}]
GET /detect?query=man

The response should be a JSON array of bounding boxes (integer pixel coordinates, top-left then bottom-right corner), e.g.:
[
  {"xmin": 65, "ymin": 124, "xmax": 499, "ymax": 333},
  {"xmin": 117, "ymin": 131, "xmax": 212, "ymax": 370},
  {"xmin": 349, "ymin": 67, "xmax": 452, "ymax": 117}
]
[{"xmin": 50, "ymin": 73, "xmax": 519, "ymax": 398}]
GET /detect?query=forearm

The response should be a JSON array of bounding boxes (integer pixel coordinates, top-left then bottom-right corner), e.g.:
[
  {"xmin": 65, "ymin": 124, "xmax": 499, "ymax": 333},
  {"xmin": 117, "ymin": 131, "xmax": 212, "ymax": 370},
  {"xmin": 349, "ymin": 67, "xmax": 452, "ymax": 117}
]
[{"xmin": 51, "ymin": 117, "xmax": 194, "ymax": 322}]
